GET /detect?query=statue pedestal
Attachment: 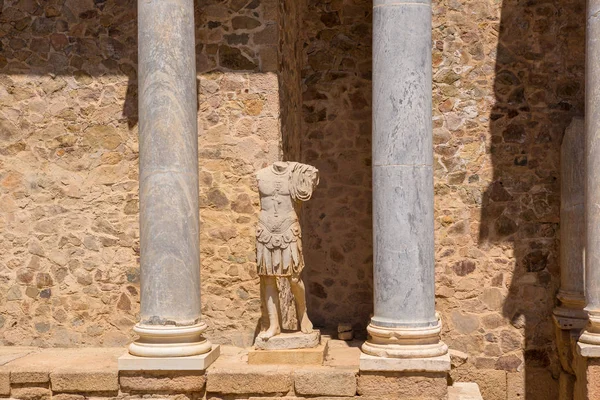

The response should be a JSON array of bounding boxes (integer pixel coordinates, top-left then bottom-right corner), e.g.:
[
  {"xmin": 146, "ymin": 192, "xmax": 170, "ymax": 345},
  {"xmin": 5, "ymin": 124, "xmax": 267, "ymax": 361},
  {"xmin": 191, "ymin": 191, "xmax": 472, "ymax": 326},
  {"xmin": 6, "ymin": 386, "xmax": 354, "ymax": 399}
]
[
  {"xmin": 249, "ymin": 331, "xmax": 326, "ymax": 365},
  {"xmin": 255, "ymin": 330, "xmax": 320, "ymax": 350}
]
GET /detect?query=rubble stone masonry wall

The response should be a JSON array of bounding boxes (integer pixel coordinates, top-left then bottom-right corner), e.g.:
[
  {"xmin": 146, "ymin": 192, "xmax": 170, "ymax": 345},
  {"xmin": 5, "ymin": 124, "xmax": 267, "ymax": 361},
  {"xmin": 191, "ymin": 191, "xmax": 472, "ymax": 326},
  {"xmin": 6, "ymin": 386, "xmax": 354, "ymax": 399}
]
[
  {"xmin": 0, "ymin": 0, "xmax": 281, "ymax": 349},
  {"xmin": 0, "ymin": 0, "xmax": 587, "ymax": 398}
]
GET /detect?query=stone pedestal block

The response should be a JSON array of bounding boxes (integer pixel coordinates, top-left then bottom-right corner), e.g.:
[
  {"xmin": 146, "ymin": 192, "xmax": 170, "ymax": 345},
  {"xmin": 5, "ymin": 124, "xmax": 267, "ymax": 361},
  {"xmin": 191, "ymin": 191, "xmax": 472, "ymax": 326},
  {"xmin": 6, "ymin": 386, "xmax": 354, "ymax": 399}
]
[
  {"xmin": 357, "ymin": 371, "xmax": 448, "ymax": 399},
  {"xmin": 248, "ymin": 342, "xmax": 328, "ymax": 365},
  {"xmin": 255, "ymin": 331, "xmax": 320, "ymax": 350},
  {"xmin": 119, "ymin": 371, "xmax": 207, "ymax": 393},
  {"xmin": 293, "ymin": 368, "xmax": 357, "ymax": 397}
]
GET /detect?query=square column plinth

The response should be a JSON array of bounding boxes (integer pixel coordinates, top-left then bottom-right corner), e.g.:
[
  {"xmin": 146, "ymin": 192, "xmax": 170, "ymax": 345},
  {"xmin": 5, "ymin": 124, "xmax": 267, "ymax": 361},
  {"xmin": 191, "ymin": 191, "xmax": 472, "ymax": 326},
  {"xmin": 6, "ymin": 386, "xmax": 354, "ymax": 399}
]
[
  {"xmin": 358, "ymin": 353, "xmax": 451, "ymax": 399},
  {"xmin": 118, "ymin": 344, "xmax": 220, "ymax": 371}
]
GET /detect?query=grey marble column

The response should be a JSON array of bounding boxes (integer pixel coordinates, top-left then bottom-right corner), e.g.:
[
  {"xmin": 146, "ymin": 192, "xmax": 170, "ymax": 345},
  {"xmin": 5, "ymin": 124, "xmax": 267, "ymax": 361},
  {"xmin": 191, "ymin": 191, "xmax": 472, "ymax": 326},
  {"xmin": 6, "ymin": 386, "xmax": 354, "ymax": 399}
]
[
  {"xmin": 129, "ymin": 0, "xmax": 211, "ymax": 357},
  {"xmin": 554, "ymin": 118, "xmax": 587, "ymax": 329},
  {"xmin": 361, "ymin": 0, "xmax": 447, "ymax": 358},
  {"xmin": 580, "ymin": 0, "xmax": 600, "ymax": 348}
]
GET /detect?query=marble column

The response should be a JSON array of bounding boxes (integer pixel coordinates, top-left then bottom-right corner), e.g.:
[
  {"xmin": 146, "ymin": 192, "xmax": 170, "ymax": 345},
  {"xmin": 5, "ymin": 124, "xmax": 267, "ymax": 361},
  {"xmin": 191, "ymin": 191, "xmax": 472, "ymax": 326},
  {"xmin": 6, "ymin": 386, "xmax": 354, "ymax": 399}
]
[
  {"xmin": 361, "ymin": 0, "xmax": 447, "ymax": 359},
  {"xmin": 129, "ymin": 0, "xmax": 211, "ymax": 357},
  {"xmin": 554, "ymin": 118, "xmax": 587, "ymax": 329},
  {"xmin": 580, "ymin": 0, "xmax": 600, "ymax": 349}
]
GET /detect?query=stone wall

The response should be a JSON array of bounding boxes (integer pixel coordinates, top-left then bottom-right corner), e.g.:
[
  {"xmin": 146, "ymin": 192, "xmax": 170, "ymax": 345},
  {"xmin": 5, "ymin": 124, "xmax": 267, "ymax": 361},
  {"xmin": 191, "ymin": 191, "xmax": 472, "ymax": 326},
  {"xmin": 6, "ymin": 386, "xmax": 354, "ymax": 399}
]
[
  {"xmin": 0, "ymin": 0, "xmax": 588, "ymax": 398},
  {"xmin": 296, "ymin": 0, "xmax": 585, "ymax": 399},
  {"xmin": 0, "ymin": 0, "xmax": 281, "ymax": 348},
  {"xmin": 431, "ymin": 0, "xmax": 585, "ymax": 396},
  {"xmin": 300, "ymin": 0, "xmax": 374, "ymax": 335}
]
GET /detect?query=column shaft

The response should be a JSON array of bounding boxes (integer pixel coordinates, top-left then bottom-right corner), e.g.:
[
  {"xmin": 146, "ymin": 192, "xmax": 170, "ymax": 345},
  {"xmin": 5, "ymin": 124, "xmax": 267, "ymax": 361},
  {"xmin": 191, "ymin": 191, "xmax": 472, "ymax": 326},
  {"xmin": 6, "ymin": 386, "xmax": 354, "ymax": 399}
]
[
  {"xmin": 130, "ymin": 0, "xmax": 211, "ymax": 357},
  {"xmin": 362, "ymin": 0, "xmax": 447, "ymax": 358},
  {"xmin": 554, "ymin": 119, "xmax": 587, "ymax": 327},
  {"xmin": 581, "ymin": 0, "xmax": 600, "ymax": 345}
]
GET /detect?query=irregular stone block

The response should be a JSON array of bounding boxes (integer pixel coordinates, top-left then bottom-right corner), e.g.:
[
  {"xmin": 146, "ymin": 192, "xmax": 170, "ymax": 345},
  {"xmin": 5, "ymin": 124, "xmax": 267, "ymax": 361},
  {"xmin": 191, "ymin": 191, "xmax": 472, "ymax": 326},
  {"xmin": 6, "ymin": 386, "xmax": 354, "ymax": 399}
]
[
  {"xmin": 357, "ymin": 371, "xmax": 447, "ymax": 399},
  {"xmin": 294, "ymin": 368, "xmax": 356, "ymax": 396},
  {"xmin": 120, "ymin": 371, "xmax": 206, "ymax": 393},
  {"xmin": 448, "ymin": 382, "xmax": 483, "ymax": 400},
  {"xmin": 451, "ymin": 368, "xmax": 506, "ymax": 400},
  {"xmin": 206, "ymin": 366, "xmax": 292, "ymax": 394}
]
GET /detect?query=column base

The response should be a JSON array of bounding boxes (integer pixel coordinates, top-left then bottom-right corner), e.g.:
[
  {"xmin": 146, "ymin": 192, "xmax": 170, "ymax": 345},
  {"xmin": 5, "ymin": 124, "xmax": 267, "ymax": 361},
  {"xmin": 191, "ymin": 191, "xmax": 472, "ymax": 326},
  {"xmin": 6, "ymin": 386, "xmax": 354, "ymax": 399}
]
[
  {"xmin": 554, "ymin": 291, "xmax": 588, "ymax": 330},
  {"xmin": 129, "ymin": 322, "xmax": 212, "ymax": 358},
  {"xmin": 579, "ymin": 312, "xmax": 600, "ymax": 347},
  {"xmin": 119, "ymin": 344, "xmax": 220, "ymax": 370},
  {"xmin": 361, "ymin": 318, "xmax": 448, "ymax": 358}
]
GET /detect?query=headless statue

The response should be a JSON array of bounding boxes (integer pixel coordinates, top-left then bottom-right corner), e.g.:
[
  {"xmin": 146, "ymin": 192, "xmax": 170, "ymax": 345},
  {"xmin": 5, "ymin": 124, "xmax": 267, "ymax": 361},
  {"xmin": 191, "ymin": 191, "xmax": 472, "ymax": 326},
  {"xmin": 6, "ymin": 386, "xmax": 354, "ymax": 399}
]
[{"xmin": 255, "ymin": 161, "xmax": 319, "ymax": 340}]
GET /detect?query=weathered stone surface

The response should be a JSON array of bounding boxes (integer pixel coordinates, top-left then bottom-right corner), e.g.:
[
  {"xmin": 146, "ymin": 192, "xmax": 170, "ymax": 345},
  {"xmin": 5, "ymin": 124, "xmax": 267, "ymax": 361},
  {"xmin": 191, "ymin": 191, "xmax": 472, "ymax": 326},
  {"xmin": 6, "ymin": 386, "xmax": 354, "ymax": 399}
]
[
  {"xmin": 451, "ymin": 369, "xmax": 507, "ymax": 400},
  {"xmin": 360, "ymin": 353, "xmax": 450, "ymax": 372},
  {"xmin": 448, "ymin": 382, "xmax": 483, "ymax": 400},
  {"xmin": 248, "ymin": 343, "xmax": 327, "ymax": 365},
  {"xmin": 255, "ymin": 330, "xmax": 320, "ymax": 350},
  {"xmin": 357, "ymin": 371, "xmax": 447, "ymax": 399},
  {"xmin": 120, "ymin": 371, "xmax": 206, "ymax": 393},
  {"xmin": 206, "ymin": 366, "xmax": 293, "ymax": 394},
  {"xmin": 10, "ymin": 370, "xmax": 49, "ymax": 384},
  {"xmin": 10, "ymin": 387, "xmax": 51, "ymax": 400},
  {"xmin": 50, "ymin": 371, "xmax": 119, "ymax": 393},
  {"xmin": 294, "ymin": 368, "xmax": 357, "ymax": 396},
  {"xmin": 0, "ymin": 371, "xmax": 9, "ymax": 396}
]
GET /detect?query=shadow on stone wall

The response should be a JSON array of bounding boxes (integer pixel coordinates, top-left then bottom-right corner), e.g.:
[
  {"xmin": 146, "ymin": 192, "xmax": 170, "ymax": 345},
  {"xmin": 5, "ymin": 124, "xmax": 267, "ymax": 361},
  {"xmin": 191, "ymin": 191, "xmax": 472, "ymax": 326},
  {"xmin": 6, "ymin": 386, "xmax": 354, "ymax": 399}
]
[
  {"xmin": 480, "ymin": 0, "xmax": 585, "ymax": 395},
  {"xmin": 299, "ymin": 0, "xmax": 374, "ymax": 337}
]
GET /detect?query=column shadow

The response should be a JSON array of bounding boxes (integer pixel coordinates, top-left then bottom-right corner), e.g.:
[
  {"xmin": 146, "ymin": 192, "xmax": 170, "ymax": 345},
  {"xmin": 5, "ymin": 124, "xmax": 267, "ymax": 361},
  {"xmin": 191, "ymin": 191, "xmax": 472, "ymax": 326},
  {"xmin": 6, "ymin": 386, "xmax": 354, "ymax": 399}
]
[{"xmin": 480, "ymin": 0, "xmax": 585, "ymax": 396}]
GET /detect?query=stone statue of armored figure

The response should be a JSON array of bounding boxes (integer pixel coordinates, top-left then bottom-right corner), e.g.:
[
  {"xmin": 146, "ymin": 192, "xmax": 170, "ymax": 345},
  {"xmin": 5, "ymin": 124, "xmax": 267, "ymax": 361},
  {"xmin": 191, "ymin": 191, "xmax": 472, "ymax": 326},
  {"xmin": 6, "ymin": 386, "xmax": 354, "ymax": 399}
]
[{"xmin": 255, "ymin": 161, "xmax": 319, "ymax": 342}]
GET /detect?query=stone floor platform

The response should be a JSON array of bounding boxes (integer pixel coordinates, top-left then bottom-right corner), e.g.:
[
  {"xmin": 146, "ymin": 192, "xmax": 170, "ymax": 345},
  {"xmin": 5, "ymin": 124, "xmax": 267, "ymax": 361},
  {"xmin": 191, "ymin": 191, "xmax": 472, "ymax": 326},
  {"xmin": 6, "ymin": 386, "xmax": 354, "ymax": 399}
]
[{"xmin": 0, "ymin": 342, "xmax": 481, "ymax": 400}]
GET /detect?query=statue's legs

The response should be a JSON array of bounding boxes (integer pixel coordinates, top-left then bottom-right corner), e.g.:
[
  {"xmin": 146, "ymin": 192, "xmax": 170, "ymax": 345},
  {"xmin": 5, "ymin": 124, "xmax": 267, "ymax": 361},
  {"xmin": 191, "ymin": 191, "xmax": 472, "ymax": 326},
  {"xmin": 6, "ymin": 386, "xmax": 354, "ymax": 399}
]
[
  {"xmin": 289, "ymin": 277, "xmax": 314, "ymax": 333},
  {"xmin": 258, "ymin": 276, "xmax": 281, "ymax": 339}
]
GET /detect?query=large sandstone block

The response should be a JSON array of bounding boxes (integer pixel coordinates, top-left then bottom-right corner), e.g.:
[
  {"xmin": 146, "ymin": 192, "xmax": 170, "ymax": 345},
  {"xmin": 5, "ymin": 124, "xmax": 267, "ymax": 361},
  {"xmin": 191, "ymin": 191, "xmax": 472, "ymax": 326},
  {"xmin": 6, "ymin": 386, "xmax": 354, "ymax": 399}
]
[
  {"xmin": 11, "ymin": 371, "xmax": 49, "ymax": 384},
  {"xmin": 120, "ymin": 371, "xmax": 206, "ymax": 393},
  {"xmin": 10, "ymin": 386, "xmax": 52, "ymax": 400},
  {"xmin": 206, "ymin": 366, "xmax": 293, "ymax": 394},
  {"xmin": 0, "ymin": 371, "xmax": 9, "ymax": 396},
  {"xmin": 294, "ymin": 368, "xmax": 357, "ymax": 396},
  {"xmin": 50, "ymin": 371, "xmax": 118, "ymax": 393},
  {"xmin": 357, "ymin": 371, "xmax": 448, "ymax": 399},
  {"xmin": 248, "ymin": 343, "xmax": 327, "ymax": 365}
]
